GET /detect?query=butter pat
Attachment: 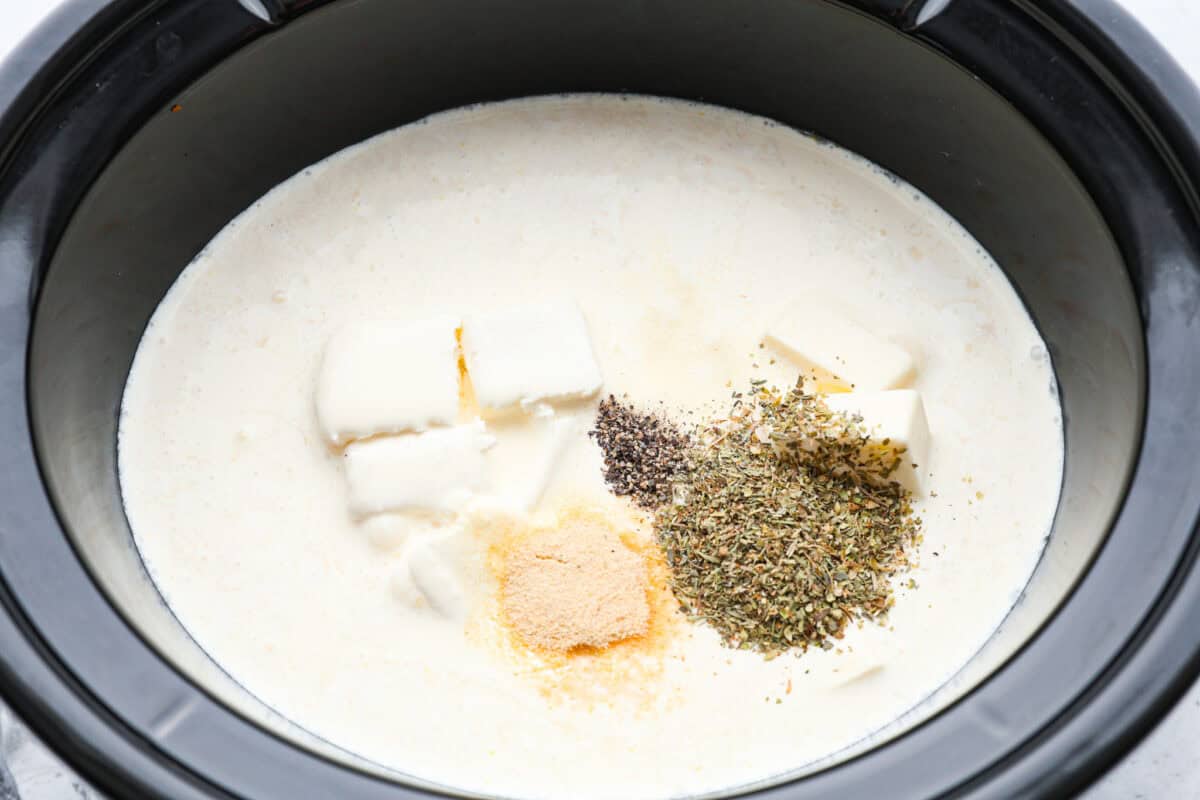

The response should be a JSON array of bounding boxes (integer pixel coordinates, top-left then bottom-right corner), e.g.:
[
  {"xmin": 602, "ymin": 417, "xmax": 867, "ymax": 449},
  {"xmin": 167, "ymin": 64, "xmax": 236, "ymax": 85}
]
[
  {"xmin": 824, "ymin": 390, "xmax": 931, "ymax": 494},
  {"xmin": 461, "ymin": 302, "xmax": 602, "ymax": 414},
  {"xmin": 765, "ymin": 304, "xmax": 915, "ymax": 391},
  {"xmin": 342, "ymin": 422, "xmax": 495, "ymax": 516},
  {"xmin": 316, "ymin": 317, "xmax": 460, "ymax": 445}
]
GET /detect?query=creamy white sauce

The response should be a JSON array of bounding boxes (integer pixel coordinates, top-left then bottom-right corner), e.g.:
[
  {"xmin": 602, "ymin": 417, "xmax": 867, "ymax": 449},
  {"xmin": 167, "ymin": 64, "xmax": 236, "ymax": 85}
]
[{"xmin": 118, "ymin": 96, "xmax": 1063, "ymax": 799}]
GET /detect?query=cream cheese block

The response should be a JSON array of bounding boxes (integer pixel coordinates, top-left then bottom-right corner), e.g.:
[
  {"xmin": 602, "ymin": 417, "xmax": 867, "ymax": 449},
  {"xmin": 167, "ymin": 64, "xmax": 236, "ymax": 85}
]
[
  {"xmin": 461, "ymin": 302, "xmax": 602, "ymax": 414},
  {"xmin": 342, "ymin": 422, "xmax": 495, "ymax": 516},
  {"xmin": 401, "ymin": 532, "xmax": 467, "ymax": 619},
  {"xmin": 316, "ymin": 317, "xmax": 461, "ymax": 445}
]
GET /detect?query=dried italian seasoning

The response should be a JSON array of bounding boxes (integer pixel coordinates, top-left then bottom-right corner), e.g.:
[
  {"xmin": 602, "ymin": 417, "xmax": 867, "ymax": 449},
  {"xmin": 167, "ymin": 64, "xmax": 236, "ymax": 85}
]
[
  {"xmin": 589, "ymin": 395, "xmax": 690, "ymax": 509},
  {"xmin": 654, "ymin": 383, "xmax": 921, "ymax": 658}
]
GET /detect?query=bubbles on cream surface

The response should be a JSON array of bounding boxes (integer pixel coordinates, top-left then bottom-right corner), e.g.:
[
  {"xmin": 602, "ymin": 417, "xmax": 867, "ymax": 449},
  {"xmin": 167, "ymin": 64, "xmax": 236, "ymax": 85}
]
[{"xmin": 118, "ymin": 95, "xmax": 1063, "ymax": 799}]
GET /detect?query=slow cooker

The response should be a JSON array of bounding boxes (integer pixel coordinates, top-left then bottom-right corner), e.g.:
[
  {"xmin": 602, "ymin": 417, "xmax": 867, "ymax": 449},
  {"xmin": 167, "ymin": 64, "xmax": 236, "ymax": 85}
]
[{"xmin": 1, "ymin": 0, "xmax": 1199, "ymax": 797}]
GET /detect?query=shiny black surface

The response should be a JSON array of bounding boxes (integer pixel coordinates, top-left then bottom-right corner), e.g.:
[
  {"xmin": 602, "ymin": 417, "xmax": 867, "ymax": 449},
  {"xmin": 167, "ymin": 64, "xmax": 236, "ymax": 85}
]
[{"xmin": 0, "ymin": 0, "xmax": 1198, "ymax": 798}]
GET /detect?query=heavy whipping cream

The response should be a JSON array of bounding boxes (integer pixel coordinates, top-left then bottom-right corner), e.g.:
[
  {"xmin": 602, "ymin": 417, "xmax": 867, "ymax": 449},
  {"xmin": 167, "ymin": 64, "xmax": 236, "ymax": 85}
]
[{"xmin": 118, "ymin": 96, "xmax": 1063, "ymax": 799}]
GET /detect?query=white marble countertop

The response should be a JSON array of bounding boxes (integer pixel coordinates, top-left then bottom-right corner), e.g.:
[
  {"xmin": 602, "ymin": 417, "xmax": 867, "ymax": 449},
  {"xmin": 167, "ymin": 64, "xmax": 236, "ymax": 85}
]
[{"xmin": 0, "ymin": 1, "xmax": 1197, "ymax": 797}]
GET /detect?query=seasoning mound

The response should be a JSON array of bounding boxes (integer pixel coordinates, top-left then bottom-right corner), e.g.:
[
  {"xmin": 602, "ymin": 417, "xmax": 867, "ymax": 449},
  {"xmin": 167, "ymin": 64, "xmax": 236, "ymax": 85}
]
[
  {"xmin": 654, "ymin": 384, "xmax": 921, "ymax": 658},
  {"xmin": 590, "ymin": 395, "xmax": 689, "ymax": 509},
  {"xmin": 502, "ymin": 510, "xmax": 650, "ymax": 652}
]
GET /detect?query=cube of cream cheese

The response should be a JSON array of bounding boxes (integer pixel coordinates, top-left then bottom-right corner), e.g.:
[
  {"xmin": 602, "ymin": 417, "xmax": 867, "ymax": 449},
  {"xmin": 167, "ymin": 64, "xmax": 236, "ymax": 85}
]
[
  {"xmin": 342, "ymin": 422, "xmax": 495, "ymax": 517},
  {"xmin": 823, "ymin": 390, "xmax": 931, "ymax": 495},
  {"xmin": 513, "ymin": 413, "xmax": 577, "ymax": 510},
  {"xmin": 765, "ymin": 304, "xmax": 915, "ymax": 391},
  {"xmin": 461, "ymin": 302, "xmax": 602, "ymax": 414},
  {"xmin": 316, "ymin": 317, "xmax": 460, "ymax": 445},
  {"xmin": 391, "ymin": 531, "xmax": 467, "ymax": 620}
]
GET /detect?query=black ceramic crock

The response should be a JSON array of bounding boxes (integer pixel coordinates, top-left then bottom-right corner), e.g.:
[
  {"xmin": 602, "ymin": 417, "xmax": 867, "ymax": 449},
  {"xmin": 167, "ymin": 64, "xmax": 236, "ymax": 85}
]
[{"xmin": 1, "ymin": 0, "xmax": 1199, "ymax": 798}]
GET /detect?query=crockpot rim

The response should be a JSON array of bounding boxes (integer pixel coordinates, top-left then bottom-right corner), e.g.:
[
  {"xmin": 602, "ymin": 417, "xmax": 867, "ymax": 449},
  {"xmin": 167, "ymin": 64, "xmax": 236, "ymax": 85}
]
[{"xmin": 1, "ymin": 1, "xmax": 1199, "ymax": 799}]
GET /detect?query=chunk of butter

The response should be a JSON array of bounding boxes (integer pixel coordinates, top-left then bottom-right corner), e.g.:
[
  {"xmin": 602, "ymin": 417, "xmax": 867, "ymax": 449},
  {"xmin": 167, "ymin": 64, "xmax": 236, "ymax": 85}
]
[
  {"xmin": 342, "ymin": 422, "xmax": 495, "ymax": 516},
  {"xmin": 824, "ymin": 390, "xmax": 931, "ymax": 495},
  {"xmin": 461, "ymin": 302, "xmax": 602, "ymax": 414},
  {"xmin": 316, "ymin": 316, "xmax": 460, "ymax": 445},
  {"xmin": 765, "ymin": 305, "xmax": 915, "ymax": 391}
]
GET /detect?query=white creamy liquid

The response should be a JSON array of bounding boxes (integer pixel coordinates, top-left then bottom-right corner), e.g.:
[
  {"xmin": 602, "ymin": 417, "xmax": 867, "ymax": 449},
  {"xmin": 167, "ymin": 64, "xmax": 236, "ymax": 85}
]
[{"xmin": 118, "ymin": 96, "xmax": 1063, "ymax": 799}]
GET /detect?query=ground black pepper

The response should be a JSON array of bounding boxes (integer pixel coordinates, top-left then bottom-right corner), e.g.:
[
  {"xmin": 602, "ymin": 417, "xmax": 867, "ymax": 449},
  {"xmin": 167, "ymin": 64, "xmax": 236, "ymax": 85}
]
[{"xmin": 589, "ymin": 395, "xmax": 690, "ymax": 509}]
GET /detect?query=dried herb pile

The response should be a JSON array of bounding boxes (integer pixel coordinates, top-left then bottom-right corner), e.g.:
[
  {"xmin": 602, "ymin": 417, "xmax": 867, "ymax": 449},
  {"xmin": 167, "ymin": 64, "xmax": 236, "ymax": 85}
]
[
  {"xmin": 590, "ymin": 395, "xmax": 690, "ymax": 509},
  {"xmin": 654, "ymin": 384, "xmax": 921, "ymax": 657}
]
